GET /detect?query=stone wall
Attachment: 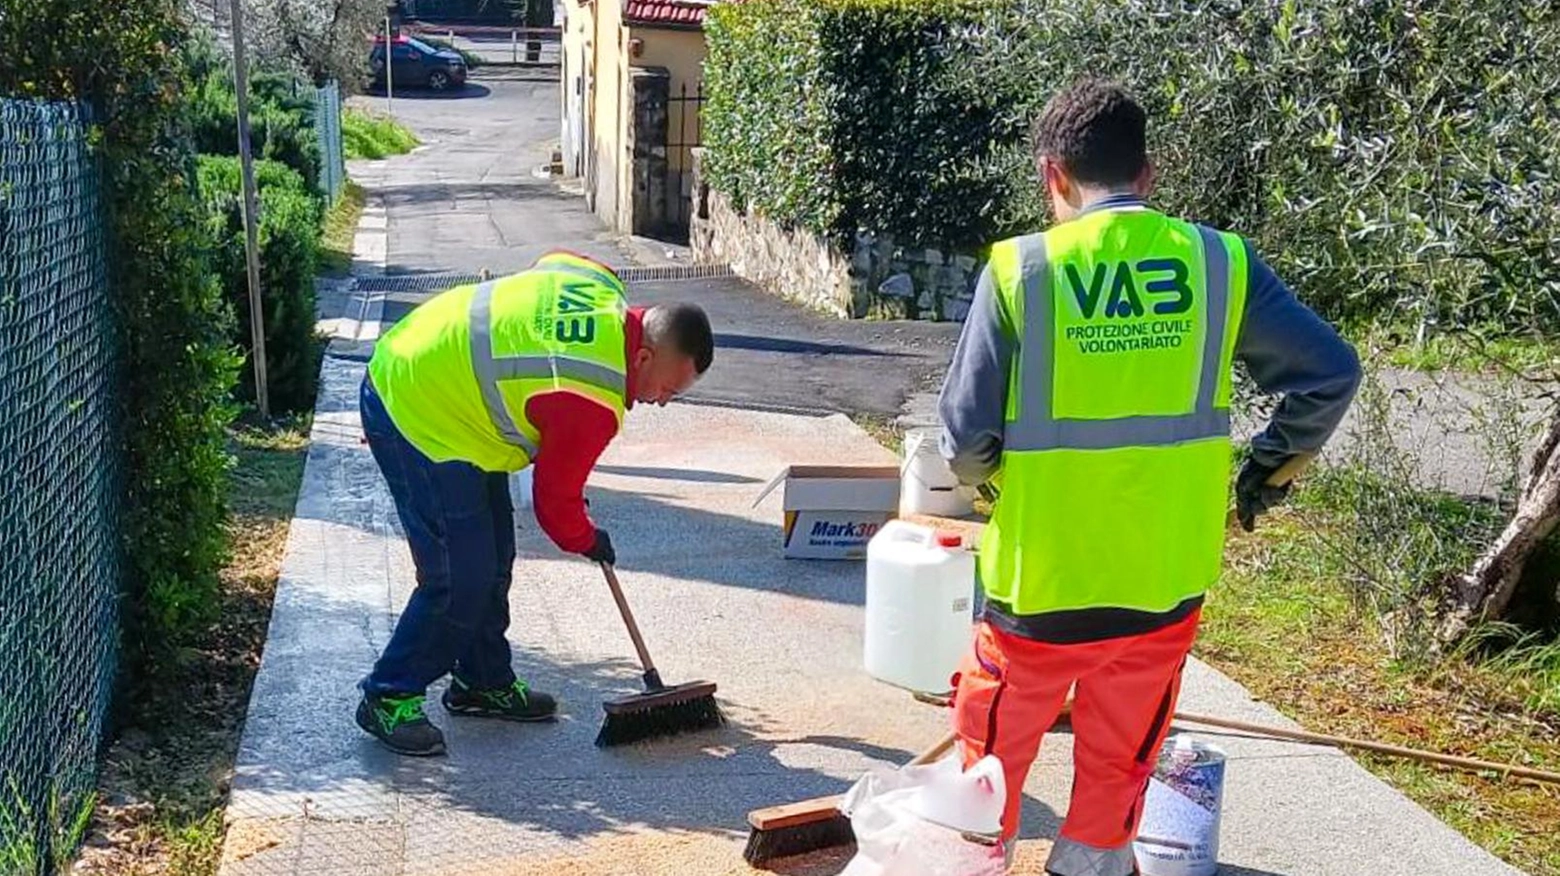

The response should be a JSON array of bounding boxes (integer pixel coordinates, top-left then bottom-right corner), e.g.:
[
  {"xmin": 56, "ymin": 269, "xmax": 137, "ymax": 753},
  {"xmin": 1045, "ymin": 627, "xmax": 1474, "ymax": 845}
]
[{"xmin": 689, "ymin": 148, "xmax": 983, "ymax": 321}]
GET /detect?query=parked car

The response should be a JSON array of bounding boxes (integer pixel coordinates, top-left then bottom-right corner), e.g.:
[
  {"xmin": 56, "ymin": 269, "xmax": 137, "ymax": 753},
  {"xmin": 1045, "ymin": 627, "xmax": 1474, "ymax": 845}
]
[{"xmin": 370, "ymin": 36, "xmax": 468, "ymax": 91}]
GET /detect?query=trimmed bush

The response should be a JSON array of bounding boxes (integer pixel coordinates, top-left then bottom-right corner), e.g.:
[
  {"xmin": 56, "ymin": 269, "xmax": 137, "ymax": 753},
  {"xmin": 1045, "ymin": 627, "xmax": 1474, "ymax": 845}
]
[
  {"xmin": 703, "ymin": 0, "xmax": 1560, "ymax": 332},
  {"xmin": 1, "ymin": 0, "xmax": 241, "ymax": 661},
  {"xmin": 189, "ymin": 50, "xmax": 325, "ymax": 200},
  {"xmin": 198, "ymin": 155, "xmax": 325, "ymax": 414}
]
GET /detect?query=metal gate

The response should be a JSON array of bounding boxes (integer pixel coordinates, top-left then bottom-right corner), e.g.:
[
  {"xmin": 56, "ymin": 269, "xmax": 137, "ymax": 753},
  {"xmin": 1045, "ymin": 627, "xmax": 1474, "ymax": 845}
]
[{"xmin": 664, "ymin": 82, "xmax": 705, "ymax": 240}]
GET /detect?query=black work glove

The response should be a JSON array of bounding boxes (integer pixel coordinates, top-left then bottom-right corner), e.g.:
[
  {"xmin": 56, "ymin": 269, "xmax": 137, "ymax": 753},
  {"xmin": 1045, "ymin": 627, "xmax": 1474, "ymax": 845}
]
[
  {"xmin": 582, "ymin": 528, "xmax": 616, "ymax": 566},
  {"xmin": 1234, "ymin": 456, "xmax": 1292, "ymax": 532}
]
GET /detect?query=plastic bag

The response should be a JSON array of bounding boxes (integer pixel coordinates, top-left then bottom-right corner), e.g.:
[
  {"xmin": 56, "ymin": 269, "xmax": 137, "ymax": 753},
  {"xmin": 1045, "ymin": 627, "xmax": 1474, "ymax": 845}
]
[{"xmin": 838, "ymin": 753, "xmax": 1008, "ymax": 876}]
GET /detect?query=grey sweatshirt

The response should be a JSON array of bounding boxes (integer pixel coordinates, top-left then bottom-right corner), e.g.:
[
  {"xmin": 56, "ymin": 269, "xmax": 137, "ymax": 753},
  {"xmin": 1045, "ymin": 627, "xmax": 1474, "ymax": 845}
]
[{"xmin": 938, "ymin": 196, "xmax": 1362, "ymax": 485}]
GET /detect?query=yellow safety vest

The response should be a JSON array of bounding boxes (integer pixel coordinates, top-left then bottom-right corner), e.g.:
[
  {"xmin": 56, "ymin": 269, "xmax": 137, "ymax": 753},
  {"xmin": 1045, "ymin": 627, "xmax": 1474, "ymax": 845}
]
[
  {"xmin": 367, "ymin": 253, "xmax": 630, "ymax": 472},
  {"xmin": 981, "ymin": 208, "xmax": 1248, "ymax": 617}
]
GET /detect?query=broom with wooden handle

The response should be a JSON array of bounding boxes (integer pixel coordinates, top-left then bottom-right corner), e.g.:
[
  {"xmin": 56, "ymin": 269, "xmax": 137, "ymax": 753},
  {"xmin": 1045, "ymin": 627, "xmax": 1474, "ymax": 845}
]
[
  {"xmin": 742, "ymin": 703, "xmax": 1560, "ymax": 866},
  {"xmin": 745, "ymin": 455, "xmax": 1327, "ymax": 862},
  {"xmin": 593, "ymin": 562, "xmax": 724, "ymax": 747}
]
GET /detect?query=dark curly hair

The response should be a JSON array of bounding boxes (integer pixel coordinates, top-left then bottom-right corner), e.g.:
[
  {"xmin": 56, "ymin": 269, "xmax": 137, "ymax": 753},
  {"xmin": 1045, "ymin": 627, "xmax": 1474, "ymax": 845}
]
[{"xmin": 1031, "ymin": 79, "xmax": 1148, "ymax": 187}]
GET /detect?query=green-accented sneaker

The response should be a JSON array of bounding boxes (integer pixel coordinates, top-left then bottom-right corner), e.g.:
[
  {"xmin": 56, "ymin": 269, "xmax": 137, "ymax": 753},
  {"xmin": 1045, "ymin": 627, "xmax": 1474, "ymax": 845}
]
[
  {"xmin": 355, "ymin": 692, "xmax": 446, "ymax": 756},
  {"xmin": 442, "ymin": 676, "xmax": 557, "ymax": 722}
]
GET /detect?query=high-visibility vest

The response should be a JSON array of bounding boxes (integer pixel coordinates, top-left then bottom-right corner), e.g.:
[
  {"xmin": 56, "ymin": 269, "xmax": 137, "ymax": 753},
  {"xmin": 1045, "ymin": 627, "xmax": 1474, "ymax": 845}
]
[
  {"xmin": 980, "ymin": 208, "xmax": 1249, "ymax": 617},
  {"xmin": 367, "ymin": 253, "xmax": 630, "ymax": 473}
]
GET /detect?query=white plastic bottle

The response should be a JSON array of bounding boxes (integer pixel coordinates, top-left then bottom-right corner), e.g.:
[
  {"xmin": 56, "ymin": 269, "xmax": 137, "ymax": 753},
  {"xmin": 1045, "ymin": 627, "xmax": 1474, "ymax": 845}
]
[{"xmin": 864, "ymin": 520, "xmax": 977, "ymax": 693}]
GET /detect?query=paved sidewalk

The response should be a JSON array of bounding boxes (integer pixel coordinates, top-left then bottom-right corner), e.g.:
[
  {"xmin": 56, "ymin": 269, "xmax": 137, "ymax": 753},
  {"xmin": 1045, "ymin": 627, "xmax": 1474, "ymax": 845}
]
[
  {"xmin": 219, "ymin": 344, "xmax": 1524, "ymax": 875},
  {"xmin": 261, "ymin": 65, "xmax": 1531, "ymax": 876}
]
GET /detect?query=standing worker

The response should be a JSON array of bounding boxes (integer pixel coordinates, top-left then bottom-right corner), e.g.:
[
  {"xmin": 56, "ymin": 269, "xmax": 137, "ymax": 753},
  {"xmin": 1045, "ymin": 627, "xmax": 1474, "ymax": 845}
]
[
  {"xmin": 938, "ymin": 80, "xmax": 1361, "ymax": 874},
  {"xmin": 354, "ymin": 250, "xmax": 714, "ymax": 756}
]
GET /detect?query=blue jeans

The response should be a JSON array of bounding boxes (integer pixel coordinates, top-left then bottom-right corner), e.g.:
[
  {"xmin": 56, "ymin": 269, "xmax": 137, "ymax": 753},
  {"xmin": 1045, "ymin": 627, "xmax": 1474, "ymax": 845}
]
[{"xmin": 360, "ymin": 375, "xmax": 517, "ymax": 696}]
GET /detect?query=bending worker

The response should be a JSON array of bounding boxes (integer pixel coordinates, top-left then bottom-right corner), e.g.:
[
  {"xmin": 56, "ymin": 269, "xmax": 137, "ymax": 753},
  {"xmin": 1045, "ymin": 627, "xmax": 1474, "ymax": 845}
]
[
  {"xmin": 938, "ymin": 79, "xmax": 1361, "ymax": 874},
  {"xmin": 354, "ymin": 251, "xmax": 714, "ymax": 756}
]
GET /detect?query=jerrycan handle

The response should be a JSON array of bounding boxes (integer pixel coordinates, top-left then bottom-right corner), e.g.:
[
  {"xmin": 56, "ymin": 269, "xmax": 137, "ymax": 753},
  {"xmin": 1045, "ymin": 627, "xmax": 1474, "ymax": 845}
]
[{"xmin": 877, "ymin": 518, "xmax": 935, "ymax": 546}]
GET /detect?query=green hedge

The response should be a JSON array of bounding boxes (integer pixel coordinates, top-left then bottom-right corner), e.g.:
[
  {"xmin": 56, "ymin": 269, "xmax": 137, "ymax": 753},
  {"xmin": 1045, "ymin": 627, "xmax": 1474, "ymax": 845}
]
[
  {"xmin": 703, "ymin": 0, "xmax": 1560, "ymax": 332},
  {"xmin": 198, "ymin": 156, "xmax": 325, "ymax": 415},
  {"xmin": 1, "ymin": 0, "xmax": 241, "ymax": 659},
  {"xmin": 189, "ymin": 45, "xmax": 325, "ymax": 200}
]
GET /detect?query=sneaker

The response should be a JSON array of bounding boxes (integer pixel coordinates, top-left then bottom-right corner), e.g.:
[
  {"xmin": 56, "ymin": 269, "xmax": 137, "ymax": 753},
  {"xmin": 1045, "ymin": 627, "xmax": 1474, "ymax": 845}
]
[
  {"xmin": 355, "ymin": 692, "xmax": 446, "ymax": 756},
  {"xmin": 442, "ymin": 677, "xmax": 557, "ymax": 722}
]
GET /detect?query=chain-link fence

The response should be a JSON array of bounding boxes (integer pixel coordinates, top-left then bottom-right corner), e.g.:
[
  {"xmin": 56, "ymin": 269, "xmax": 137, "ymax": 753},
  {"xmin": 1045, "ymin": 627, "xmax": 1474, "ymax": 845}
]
[
  {"xmin": 0, "ymin": 99, "xmax": 120, "ymax": 875},
  {"xmin": 313, "ymin": 81, "xmax": 345, "ymax": 204}
]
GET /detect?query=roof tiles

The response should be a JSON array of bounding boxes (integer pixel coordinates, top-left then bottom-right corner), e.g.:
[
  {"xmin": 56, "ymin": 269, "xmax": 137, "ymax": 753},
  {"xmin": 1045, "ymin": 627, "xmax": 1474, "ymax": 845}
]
[{"xmin": 623, "ymin": 0, "xmax": 710, "ymax": 27}]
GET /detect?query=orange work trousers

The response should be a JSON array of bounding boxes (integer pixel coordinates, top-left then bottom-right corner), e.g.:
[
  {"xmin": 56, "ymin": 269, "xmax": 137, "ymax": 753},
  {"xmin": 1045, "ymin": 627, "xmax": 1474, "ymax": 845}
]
[{"xmin": 951, "ymin": 611, "xmax": 1200, "ymax": 866}]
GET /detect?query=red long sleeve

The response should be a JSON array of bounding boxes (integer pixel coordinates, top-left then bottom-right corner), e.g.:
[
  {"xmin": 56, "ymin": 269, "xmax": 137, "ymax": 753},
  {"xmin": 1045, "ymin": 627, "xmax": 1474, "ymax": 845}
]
[{"xmin": 525, "ymin": 391, "xmax": 619, "ymax": 553}]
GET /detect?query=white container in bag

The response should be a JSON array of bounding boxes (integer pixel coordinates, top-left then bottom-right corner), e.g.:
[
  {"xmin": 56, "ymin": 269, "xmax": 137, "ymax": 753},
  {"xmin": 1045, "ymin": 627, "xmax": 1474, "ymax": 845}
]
[
  {"xmin": 864, "ymin": 520, "xmax": 976, "ymax": 693},
  {"xmin": 900, "ymin": 428, "xmax": 975, "ymax": 517},
  {"xmin": 839, "ymin": 753, "xmax": 1007, "ymax": 876}
]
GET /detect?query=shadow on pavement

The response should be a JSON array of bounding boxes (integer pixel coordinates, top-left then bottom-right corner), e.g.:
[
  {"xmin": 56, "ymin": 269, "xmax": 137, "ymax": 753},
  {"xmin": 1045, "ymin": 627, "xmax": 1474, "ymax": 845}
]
[
  {"xmin": 471, "ymin": 66, "xmax": 561, "ymax": 83},
  {"xmin": 715, "ymin": 333, "xmax": 911, "ymax": 358},
  {"xmin": 363, "ymin": 83, "xmax": 494, "ymax": 100},
  {"xmin": 379, "ymin": 180, "xmax": 581, "ymax": 206},
  {"xmin": 593, "ymin": 464, "xmax": 766, "ymax": 485},
  {"xmin": 230, "ymin": 578, "xmax": 1062, "ymax": 870}
]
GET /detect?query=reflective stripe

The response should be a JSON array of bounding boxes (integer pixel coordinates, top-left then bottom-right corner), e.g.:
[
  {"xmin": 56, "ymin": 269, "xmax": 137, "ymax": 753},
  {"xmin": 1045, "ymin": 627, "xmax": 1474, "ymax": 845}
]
[
  {"xmin": 469, "ymin": 282, "xmax": 537, "ymax": 456},
  {"xmin": 488, "ymin": 355, "xmax": 627, "ymax": 397},
  {"xmin": 468, "ymin": 281, "xmax": 627, "ymax": 457},
  {"xmin": 1005, "ymin": 224, "xmax": 1233, "ymax": 452},
  {"xmin": 531, "ymin": 259, "xmax": 626, "ymax": 295},
  {"xmin": 1016, "ymin": 409, "xmax": 1231, "ymax": 451},
  {"xmin": 1044, "ymin": 835, "xmax": 1138, "ymax": 876},
  {"xmin": 1194, "ymin": 224, "xmax": 1229, "ymax": 413},
  {"xmin": 1013, "ymin": 233, "xmax": 1053, "ymax": 443}
]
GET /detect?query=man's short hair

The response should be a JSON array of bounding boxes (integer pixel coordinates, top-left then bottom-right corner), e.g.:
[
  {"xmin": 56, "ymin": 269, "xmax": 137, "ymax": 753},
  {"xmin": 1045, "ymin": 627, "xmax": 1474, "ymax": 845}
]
[
  {"xmin": 645, "ymin": 303, "xmax": 714, "ymax": 374},
  {"xmin": 1031, "ymin": 78, "xmax": 1148, "ymax": 187}
]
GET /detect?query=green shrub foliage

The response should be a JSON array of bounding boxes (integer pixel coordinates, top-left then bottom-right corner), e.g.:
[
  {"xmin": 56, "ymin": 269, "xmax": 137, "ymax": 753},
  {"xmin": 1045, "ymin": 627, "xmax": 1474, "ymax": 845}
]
[
  {"xmin": 198, "ymin": 156, "xmax": 325, "ymax": 414},
  {"xmin": 0, "ymin": 0, "xmax": 241, "ymax": 653},
  {"xmin": 703, "ymin": 0, "xmax": 1560, "ymax": 331}
]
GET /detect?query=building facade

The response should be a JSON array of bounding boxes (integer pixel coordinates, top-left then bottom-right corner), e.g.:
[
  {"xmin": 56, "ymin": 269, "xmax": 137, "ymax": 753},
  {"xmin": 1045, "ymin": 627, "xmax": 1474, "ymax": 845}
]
[{"xmin": 560, "ymin": 0, "xmax": 709, "ymax": 240}]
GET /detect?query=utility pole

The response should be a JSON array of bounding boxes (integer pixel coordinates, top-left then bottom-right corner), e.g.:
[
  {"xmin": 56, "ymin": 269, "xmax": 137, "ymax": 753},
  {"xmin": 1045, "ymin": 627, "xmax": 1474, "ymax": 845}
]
[
  {"xmin": 385, "ymin": 12, "xmax": 395, "ymax": 115},
  {"xmin": 230, "ymin": 0, "xmax": 270, "ymax": 419}
]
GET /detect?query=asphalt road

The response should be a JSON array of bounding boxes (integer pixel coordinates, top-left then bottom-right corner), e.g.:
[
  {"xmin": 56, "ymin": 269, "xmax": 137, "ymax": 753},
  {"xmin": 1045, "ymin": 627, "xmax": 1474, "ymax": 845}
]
[
  {"xmin": 349, "ymin": 69, "xmax": 625, "ymax": 276},
  {"xmin": 347, "ymin": 71, "xmax": 961, "ymax": 424}
]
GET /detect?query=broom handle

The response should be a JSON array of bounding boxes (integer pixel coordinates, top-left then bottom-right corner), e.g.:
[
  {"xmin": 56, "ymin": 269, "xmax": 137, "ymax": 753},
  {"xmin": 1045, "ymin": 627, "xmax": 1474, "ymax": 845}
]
[
  {"xmin": 1171, "ymin": 710, "xmax": 1560, "ymax": 785},
  {"xmin": 908, "ymin": 730, "xmax": 960, "ymax": 767},
  {"xmin": 1226, "ymin": 450, "xmax": 1316, "ymax": 528},
  {"xmin": 600, "ymin": 563, "xmax": 663, "ymax": 688},
  {"xmin": 1045, "ymin": 701, "xmax": 1560, "ymax": 785}
]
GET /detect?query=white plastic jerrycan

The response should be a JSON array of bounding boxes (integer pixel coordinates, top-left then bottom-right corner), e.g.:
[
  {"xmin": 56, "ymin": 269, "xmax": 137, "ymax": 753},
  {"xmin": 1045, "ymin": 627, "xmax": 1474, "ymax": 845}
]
[{"xmin": 864, "ymin": 519, "xmax": 977, "ymax": 694}]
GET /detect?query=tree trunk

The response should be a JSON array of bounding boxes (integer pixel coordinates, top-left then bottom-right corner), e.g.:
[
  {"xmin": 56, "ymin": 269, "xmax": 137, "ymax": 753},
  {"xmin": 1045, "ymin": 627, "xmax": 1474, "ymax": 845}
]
[{"xmin": 1442, "ymin": 410, "xmax": 1560, "ymax": 641}]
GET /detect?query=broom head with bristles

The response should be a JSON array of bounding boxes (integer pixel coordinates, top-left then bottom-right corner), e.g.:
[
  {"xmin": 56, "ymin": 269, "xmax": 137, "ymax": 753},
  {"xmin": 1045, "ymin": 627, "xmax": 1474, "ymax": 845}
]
[
  {"xmin": 594, "ymin": 680, "xmax": 724, "ymax": 747},
  {"xmin": 742, "ymin": 793, "xmax": 854, "ymax": 865}
]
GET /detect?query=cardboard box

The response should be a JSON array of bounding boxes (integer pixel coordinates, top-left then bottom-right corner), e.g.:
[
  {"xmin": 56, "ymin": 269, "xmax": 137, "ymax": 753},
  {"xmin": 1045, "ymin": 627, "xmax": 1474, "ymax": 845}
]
[{"xmin": 754, "ymin": 465, "xmax": 902, "ymax": 559}]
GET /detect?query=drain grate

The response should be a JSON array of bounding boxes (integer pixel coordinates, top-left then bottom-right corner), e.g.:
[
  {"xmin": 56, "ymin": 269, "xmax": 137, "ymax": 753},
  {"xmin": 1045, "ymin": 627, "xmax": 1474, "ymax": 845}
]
[
  {"xmin": 355, "ymin": 263, "xmax": 733, "ymax": 293},
  {"xmin": 619, "ymin": 263, "xmax": 735, "ymax": 283}
]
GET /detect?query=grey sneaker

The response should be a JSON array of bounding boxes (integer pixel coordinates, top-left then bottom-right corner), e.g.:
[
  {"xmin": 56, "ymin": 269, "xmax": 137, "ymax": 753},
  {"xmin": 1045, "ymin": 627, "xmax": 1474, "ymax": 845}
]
[{"xmin": 442, "ymin": 677, "xmax": 557, "ymax": 722}]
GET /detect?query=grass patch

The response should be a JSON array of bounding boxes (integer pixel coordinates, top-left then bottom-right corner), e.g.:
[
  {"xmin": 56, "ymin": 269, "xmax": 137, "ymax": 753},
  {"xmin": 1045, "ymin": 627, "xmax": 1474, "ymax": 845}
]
[
  {"xmin": 1350, "ymin": 322, "xmax": 1560, "ymax": 374},
  {"xmin": 343, "ymin": 108, "xmax": 419, "ymax": 161},
  {"xmin": 849, "ymin": 412, "xmax": 906, "ymax": 454},
  {"xmin": 318, "ymin": 180, "xmax": 367, "ymax": 278},
  {"xmin": 1205, "ymin": 506, "xmax": 1560, "ymax": 876},
  {"xmin": 72, "ymin": 417, "xmax": 310, "ymax": 876}
]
